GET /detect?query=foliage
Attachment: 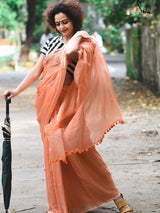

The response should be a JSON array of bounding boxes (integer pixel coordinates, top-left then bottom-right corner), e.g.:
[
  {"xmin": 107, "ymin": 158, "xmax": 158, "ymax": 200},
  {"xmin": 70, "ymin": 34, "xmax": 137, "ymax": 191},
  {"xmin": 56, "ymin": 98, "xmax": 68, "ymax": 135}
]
[
  {"xmin": 0, "ymin": 55, "xmax": 13, "ymax": 67},
  {"xmin": 86, "ymin": 0, "xmax": 135, "ymax": 26},
  {"xmin": 137, "ymin": 0, "xmax": 160, "ymax": 15},
  {"xmin": 0, "ymin": 0, "xmax": 25, "ymax": 30},
  {"xmin": 126, "ymin": 27, "xmax": 142, "ymax": 80},
  {"xmin": 86, "ymin": 0, "xmax": 160, "ymax": 27},
  {"xmin": 82, "ymin": 11, "xmax": 96, "ymax": 34},
  {"xmin": 0, "ymin": 2, "xmax": 18, "ymax": 29},
  {"xmin": 33, "ymin": 0, "xmax": 48, "ymax": 44},
  {"xmin": 33, "ymin": 0, "xmax": 55, "ymax": 44},
  {"xmin": 102, "ymin": 26, "xmax": 123, "ymax": 53}
]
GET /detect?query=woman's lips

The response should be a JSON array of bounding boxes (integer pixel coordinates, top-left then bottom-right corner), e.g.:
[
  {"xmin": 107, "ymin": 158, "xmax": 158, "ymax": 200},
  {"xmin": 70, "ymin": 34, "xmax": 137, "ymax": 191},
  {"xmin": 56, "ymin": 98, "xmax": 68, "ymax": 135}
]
[{"xmin": 61, "ymin": 29, "xmax": 68, "ymax": 33}]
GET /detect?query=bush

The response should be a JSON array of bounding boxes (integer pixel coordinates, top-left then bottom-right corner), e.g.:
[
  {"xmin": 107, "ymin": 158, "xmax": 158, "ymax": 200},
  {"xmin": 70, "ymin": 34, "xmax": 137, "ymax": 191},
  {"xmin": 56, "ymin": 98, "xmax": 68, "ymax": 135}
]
[{"xmin": 102, "ymin": 26, "xmax": 123, "ymax": 53}]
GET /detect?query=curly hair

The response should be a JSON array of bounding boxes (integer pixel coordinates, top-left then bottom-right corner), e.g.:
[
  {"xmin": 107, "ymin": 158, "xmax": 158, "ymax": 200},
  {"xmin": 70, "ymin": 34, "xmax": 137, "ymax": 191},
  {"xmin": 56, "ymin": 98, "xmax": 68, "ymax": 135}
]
[{"xmin": 42, "ymin": 0, "xmax": 84, "ymax": 34}]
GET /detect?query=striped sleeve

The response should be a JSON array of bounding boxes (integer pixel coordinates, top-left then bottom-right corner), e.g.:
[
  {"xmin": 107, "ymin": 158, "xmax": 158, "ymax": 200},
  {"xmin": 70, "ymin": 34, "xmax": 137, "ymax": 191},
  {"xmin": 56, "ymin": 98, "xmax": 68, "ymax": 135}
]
[
  {"xmin": 40, "ymin": 36, "xmax": 60, "ymax": 55},
  {"xmin": 67, "ymin": 61, "xmax": 77, "ymax": 76},
  {"xmin": 40, "ymin": 38, "xmax": 51, "ymax": 55}
]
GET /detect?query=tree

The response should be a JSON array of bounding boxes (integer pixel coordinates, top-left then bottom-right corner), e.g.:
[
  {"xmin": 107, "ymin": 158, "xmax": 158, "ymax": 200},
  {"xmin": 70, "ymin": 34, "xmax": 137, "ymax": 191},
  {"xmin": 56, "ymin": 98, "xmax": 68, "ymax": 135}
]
[
  {"xmin": 33, "ymin": 0, "xmax": 53, "ymax": 50},
  {"xmin": 0, "ymin": 0, "xmax": 24, "ymax": 37},
  {"xmin": 20, "ymin": 0, "xmax": 37, "ymax": 62},
  {"xmin": 21, "ymin": 0, "xmax": 53, "ymax": 61}
]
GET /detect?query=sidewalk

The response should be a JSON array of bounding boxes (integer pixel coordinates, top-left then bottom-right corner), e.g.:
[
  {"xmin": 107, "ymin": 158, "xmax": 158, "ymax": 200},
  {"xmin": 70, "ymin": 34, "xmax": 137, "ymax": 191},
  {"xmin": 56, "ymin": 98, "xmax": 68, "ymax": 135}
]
[
  {"xmin": 104, "ymin": 53, "xmax": 126, "ymax": 63},
  {"xmin": 0, "ymin": 68, "xmax": 160, "ymax": 213}
]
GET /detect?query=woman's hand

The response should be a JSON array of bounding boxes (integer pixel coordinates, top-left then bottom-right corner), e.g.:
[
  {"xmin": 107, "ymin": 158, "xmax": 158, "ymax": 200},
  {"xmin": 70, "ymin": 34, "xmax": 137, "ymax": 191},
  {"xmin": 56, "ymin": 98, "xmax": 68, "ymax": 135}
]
[{"xmin": 4, "ymin": 89, "xmax": 19, "ymax": 100}]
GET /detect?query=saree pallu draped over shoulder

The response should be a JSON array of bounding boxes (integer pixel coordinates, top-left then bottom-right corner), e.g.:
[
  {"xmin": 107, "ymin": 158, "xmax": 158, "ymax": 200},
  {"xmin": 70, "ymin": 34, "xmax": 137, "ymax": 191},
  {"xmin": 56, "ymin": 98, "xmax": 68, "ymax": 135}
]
[{"xmin": 35, "ymin": 31, "xmax": 124, "ymax": 164}]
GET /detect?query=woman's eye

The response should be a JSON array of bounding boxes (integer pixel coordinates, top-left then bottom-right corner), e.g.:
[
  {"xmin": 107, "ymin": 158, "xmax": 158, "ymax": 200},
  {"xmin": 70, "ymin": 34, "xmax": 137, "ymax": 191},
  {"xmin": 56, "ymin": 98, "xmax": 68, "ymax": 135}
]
[
  {"xmin": 63, "ymin": 21, "xmax": 68, "ymax": 25},
  {"xmin": 55, "ymin": 20, "xmax": 69, "ymax": 26}
]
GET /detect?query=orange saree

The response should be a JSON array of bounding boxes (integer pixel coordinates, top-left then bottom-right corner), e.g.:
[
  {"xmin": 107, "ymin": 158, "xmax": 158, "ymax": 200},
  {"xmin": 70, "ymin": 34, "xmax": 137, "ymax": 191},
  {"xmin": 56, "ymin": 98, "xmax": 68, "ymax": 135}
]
[{"xmin": 35, "ymin": 31, "xmax": 123, "ymax": 213}]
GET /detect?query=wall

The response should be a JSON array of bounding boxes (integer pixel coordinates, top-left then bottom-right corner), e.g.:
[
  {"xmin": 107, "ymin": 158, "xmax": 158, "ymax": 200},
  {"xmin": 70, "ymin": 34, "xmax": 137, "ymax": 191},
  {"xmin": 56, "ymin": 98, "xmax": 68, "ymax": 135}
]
[
  {"xmin": 141, "ymin": 22, "xmax": 160, "ymax": 96},
  {"xmin": 126, "ymin": 21, "xmax": 160, "ymax": 96}
]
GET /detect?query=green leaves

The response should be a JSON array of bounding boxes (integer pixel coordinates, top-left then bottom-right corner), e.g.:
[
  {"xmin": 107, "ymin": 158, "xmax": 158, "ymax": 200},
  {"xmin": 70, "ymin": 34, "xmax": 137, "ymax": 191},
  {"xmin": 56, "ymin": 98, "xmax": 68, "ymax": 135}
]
[
  {"xmin": 0, "ymin": 2, "xmax": 17, "ymax": 29},
  {"xmin": 84, "ymin": 0, "xmax": 159, "ymax": 27},
  {"xmin": 5, "ymin": 0, "xmax": 23, "ymax": 5},
  {"xmin": 0, "ymin": 0, "xmax": 25, "ymax": 30}
]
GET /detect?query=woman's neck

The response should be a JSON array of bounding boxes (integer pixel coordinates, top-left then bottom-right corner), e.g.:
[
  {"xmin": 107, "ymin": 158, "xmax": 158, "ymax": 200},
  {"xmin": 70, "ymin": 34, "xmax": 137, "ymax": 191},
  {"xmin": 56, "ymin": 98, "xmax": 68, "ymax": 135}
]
[
  {"xmin": 63, "ymin": 37, "xmax": 70, "ymax": 44},
  {"xmin": 63, "ymin": 33, "xmax": 74, "ymax": 44}
]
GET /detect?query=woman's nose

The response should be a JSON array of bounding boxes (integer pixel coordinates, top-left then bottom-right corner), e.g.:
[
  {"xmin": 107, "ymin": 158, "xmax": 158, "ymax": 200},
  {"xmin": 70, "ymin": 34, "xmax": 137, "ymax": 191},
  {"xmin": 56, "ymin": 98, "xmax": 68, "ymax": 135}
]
[{"xmin": 60, "ymin": 24, "xmax": 66, "ymax": 30}]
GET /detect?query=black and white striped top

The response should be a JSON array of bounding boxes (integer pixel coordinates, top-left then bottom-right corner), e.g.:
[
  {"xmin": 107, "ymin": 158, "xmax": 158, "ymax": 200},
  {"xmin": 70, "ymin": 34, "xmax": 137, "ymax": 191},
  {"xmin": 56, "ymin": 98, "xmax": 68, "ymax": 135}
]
[{"xmin": 41, "ymin": 36, "xmax": 77, "ymax": 76}]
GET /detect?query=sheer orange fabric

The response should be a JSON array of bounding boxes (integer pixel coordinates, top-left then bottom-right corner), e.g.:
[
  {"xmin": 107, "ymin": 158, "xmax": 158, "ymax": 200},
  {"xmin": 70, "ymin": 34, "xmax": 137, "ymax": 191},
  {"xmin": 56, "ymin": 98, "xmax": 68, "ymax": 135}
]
[
  {"xmin": 35, "ymin": 31, "xmax": 124, "ymax": 163},
  {"xmin": 44, "ymin": 146, "xmax": 120, "ymax": 213}
]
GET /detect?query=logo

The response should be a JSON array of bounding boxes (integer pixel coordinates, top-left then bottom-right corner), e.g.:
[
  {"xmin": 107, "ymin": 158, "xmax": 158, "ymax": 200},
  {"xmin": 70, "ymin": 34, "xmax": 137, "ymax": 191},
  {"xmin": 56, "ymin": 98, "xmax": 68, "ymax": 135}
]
[{"xmin": 137, "ymin": 0, "xmax": 154, "ymax": 14}]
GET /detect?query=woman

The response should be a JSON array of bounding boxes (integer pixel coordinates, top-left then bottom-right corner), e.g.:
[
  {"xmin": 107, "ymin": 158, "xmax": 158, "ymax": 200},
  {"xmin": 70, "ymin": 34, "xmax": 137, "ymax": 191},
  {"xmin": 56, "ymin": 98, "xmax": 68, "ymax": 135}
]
[{"xmin": 4, "ymin": 1, "xmax": 133, "ymax": 213}]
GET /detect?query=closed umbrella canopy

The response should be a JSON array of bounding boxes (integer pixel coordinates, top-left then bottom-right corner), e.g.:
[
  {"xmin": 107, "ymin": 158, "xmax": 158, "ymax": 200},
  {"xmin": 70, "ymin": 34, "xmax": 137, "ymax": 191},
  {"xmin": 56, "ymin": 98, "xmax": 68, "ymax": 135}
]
[{"xmin": 1, "ymin": 94, "xmax": 12, "ymax": 213}]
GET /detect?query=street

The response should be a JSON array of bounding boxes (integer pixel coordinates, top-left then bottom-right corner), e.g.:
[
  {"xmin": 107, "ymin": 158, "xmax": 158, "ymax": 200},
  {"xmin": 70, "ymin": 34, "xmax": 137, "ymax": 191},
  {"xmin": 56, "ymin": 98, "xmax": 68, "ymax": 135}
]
[{"xmin": 0, "ymin": 56, "xmax": 160, "ymax": 213}]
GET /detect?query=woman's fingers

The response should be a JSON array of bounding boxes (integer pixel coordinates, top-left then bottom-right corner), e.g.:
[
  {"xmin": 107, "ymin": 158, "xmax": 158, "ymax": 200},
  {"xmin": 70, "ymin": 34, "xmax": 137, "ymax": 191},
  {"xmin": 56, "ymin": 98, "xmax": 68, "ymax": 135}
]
[{"xmin": 4, "ymin": 90, "xmax": 16, "ymax": 100}]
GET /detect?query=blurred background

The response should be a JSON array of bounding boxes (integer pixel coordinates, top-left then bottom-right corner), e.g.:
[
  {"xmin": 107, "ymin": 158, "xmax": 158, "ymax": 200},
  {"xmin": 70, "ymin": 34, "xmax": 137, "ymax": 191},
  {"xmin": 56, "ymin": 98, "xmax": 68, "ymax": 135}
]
[{"xmin": 0, "ymin": 0, "xmax": 160, "ymax": 96}]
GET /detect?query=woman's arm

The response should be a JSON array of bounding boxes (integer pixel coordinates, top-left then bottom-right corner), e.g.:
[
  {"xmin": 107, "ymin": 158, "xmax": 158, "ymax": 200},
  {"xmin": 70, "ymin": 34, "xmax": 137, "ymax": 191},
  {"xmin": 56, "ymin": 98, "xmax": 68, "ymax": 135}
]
[
  {"xmin": 4, "ymin": 53, "xmax": 45, "ymax": 99},
  {"xmin": 65, "ymin": 35, "xmax": 82, "ymax": 61},
  {"xmin": 65, "ymin": 31, "xmax": 92, "ymax": 61}
]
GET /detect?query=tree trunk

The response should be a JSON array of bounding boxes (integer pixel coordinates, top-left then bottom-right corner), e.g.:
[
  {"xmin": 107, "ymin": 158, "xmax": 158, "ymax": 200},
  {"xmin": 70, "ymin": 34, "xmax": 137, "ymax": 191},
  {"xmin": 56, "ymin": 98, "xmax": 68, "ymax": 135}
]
[{"xmin": 20, "ymin": 0, "xmax": 37, "ymax": 62}]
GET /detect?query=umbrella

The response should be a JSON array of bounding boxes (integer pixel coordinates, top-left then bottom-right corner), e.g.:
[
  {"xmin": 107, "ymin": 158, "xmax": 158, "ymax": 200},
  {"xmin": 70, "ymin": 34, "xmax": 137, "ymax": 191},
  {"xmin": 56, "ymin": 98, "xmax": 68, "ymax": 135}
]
[{"xmin": 1, "ymin": 94, "xmax": 12, "ymax": 213}]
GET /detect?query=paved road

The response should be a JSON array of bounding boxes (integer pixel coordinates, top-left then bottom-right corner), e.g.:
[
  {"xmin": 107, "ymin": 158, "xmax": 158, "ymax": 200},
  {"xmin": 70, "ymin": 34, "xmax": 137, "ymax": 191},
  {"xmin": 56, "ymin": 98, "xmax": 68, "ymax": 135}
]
[{"xmin": 0, "ymin": 59, "xmax": 160, "ymax": 213}]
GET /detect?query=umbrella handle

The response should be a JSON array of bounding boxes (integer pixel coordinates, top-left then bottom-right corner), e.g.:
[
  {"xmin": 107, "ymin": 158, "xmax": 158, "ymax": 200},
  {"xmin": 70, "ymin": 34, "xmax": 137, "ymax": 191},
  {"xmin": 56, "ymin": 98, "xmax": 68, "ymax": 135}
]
[{"xmin": 6, "ymin": 94, "xmax": 11, "ymax": 118}]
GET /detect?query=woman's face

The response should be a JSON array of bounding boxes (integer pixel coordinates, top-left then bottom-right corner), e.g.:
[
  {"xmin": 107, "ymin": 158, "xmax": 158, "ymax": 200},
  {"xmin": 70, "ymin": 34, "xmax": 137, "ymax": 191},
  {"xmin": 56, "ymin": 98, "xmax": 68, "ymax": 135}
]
[{"xmin": 55, "ymin": 12, "xmax": 74, "ymax": 39}]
